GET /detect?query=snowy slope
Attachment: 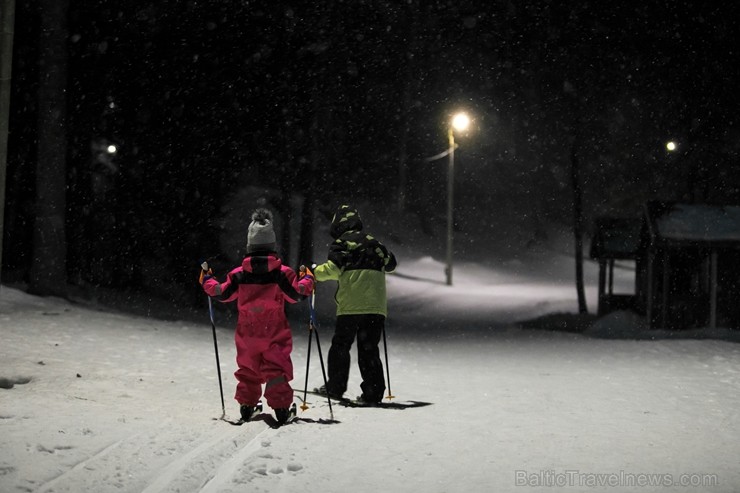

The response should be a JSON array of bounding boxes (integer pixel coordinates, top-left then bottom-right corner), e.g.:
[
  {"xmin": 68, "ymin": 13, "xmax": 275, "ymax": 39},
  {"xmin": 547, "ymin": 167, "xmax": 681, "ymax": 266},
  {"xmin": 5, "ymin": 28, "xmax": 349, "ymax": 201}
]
[{"xmin": 2, "ymin": 224, "xmax": 740, "ymax": 492}]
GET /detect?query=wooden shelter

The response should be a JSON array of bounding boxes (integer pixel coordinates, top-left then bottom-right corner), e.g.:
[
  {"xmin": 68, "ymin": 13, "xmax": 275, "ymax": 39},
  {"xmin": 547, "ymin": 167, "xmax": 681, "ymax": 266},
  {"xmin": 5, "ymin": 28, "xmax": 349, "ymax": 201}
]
[
  {"xmin": 589, "ymin": 217, "xmax": 642, "ymax": 316},
  {"xmin": 638, "ymin": 202, "xmax": 740, "ymax": 329}
]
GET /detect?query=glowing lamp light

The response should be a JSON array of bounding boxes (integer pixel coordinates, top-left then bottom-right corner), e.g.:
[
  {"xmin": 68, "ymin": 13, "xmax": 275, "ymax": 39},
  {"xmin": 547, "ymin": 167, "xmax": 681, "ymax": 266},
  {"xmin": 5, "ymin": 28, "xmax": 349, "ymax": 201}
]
[
  {"xmin": 451, "ymin": 112, "xmax": 470, "ymax": 133},
  {"xmin": 106, "ymin": 144, "xmax": 118, "ymax": 154},
  {"xmin": 665, "ymin": 141, "xmax": 677, "ymax": 152}
]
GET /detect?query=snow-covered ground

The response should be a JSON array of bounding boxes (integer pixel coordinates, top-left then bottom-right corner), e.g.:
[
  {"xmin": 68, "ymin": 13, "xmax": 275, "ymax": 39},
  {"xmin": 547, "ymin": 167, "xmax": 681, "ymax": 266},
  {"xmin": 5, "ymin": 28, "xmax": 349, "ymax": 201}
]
[{"xmin": 2, "ymin": 220, "xmax": 740, "ymax": 493}]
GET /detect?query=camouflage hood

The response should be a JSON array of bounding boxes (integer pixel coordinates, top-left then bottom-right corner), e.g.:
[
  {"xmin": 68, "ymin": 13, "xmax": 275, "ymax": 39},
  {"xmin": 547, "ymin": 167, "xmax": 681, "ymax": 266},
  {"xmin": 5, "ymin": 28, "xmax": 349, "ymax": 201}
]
[{"xmin": 329, "ymin": 204, "xmax": 363, "ymax": 239}]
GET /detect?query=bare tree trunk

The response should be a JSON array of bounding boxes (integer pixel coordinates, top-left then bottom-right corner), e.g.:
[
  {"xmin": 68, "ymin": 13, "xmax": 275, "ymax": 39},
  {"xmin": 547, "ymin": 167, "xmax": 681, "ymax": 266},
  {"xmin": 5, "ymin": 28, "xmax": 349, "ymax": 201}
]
[
  {"xmin": 298, "ymin": 89, "xmax": 322, "ymax": 267},
  {"xmin": 0, "ymin": 0, "xmax": 15, "ymax": 284},
  {"xmin": 397, "ymin": 0, "xmax": 419, "ymax": 214},
  {"xmin": 29, "ymin": 0, "xmax": 68, "ymax": 296},
  {"xmin": 570, "ymin": 142, "xmax": 588, "ymax": 314},
  {"xmin": 299, "ymin": 188, "xmax": 314, "ymax": 266}
]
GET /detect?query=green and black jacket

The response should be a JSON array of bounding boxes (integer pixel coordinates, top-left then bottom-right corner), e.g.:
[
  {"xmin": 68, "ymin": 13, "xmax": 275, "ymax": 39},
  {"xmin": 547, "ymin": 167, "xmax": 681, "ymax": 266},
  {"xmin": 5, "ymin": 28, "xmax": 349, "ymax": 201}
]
[{"xmin": 314, "ymin": 206, "xmax": 397, "ymax": 317}]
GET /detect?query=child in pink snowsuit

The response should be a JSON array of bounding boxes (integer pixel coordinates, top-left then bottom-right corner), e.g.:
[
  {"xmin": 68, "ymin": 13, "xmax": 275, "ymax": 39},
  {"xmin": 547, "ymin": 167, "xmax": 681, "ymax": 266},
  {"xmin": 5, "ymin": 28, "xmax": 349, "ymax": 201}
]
[{"xmin": 201, "ymin": 208, "xmax": 313, "ymax": 424}]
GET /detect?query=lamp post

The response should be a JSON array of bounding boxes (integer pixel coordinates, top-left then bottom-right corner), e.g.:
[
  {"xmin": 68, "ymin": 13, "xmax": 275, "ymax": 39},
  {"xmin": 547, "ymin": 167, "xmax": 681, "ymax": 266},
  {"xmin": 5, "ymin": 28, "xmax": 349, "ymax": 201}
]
[{"xmin": 445, "ymin": 112, "xmax": 470, "ymax": 286}]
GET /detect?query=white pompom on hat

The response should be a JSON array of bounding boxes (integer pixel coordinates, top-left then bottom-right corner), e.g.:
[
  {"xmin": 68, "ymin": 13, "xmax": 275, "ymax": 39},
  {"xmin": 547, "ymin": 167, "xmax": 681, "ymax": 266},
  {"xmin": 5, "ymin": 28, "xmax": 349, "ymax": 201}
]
[{"xmin": 246, "ymin": 208, "xmax": 277, "ymax": 253}]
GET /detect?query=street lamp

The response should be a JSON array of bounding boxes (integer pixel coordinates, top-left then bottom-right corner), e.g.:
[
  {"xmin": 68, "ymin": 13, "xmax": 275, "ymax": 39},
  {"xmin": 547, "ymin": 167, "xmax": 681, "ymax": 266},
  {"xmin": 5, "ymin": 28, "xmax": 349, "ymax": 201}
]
[{"xmin": 445, "ymin": 111, "xmax": 470, "ymax": 286}]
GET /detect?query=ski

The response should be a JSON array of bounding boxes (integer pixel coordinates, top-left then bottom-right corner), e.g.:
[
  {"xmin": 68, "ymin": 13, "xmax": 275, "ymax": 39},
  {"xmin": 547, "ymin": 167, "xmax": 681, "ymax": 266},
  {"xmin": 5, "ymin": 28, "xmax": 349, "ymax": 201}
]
[{"xmin": 306, "ymin": 389, "xmax": 432, "ymax": 410}]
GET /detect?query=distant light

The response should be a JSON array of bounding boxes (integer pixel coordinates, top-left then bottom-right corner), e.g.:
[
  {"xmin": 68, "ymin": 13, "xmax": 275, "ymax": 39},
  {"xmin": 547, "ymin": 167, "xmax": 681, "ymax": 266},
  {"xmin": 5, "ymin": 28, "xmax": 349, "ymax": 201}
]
[
  {"xmin": 451, "ymin": 112, "xmax": 470, "ymax": 132},
  {"xmin": 106, "ymin": 144, "xmax": 117, "ymax": 154},
  {"xmin": 666, "ymin": 141, "xmax": 677, "ymax": 152}
]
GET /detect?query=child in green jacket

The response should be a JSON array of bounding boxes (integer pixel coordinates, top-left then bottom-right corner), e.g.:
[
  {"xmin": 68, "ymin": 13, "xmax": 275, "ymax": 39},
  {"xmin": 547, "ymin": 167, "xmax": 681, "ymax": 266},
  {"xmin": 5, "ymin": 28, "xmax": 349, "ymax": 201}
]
[{"xmin": 313, "ymin": 205, "xmax": 397, "ymax": 404}]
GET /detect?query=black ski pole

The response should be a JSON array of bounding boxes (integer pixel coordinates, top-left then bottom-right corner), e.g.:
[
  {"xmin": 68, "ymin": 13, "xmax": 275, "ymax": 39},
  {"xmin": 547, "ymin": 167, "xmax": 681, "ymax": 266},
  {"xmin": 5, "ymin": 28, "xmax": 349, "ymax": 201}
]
[
  {"xmin": 309, "ymin": 292, "xmax": 333, "ymax": 418},
  {"xmin": 208, "ymin": 296, "xmax": 226, "ymax": 419},
  {"xmin": 382, "ymin": 324, "xmax": 395, "ymax": 400},
  {"xmin": 312, "ymin": 323, "xmax": 331, "ymax": 411},
  {"xmin": 202, "ymin": 262, "xmax": 226, "ymax": 419},
  {"xmin": 300, "ymin": 317, "xmax": 313, "ymax": 412}
]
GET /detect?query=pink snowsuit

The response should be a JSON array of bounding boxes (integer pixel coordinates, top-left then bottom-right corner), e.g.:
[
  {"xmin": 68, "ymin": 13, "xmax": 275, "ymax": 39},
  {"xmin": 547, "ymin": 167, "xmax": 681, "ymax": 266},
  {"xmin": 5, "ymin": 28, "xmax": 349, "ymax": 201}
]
[{"xmin": 202, "ymin": 254, "xmax": 313, "ymax": 409}]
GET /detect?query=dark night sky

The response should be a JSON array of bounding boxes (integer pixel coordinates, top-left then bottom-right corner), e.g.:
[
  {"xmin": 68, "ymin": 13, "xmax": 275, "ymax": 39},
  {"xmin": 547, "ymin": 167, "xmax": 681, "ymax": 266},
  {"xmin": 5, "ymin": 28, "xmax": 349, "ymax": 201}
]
[{"xmin": 4, "ymin": 1, "xmax": 740, "ymax": 293}]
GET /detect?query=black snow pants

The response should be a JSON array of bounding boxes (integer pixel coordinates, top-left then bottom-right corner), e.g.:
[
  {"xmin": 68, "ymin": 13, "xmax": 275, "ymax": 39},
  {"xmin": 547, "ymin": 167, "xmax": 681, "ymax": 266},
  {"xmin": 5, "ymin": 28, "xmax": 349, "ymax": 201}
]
[{"xmin": 326, "ymin": 314, "xmax": 386, "ymax": 402}]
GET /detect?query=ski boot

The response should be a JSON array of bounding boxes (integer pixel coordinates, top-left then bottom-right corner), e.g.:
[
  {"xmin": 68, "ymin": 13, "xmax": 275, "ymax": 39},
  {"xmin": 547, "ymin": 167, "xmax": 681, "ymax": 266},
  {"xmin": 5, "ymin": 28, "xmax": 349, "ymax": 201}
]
[
  {"xmin": 274, "ymin": 403, "xmax": 297, "ymax": 425},
  {"xmin": 352, "ymin": 394, "xmax": 381, "ymax": 407},
  {"xmin": 240, "ymin": 401, "xmax": 263, "ymax": 422},
  {"xmin": 316, "ymin": 384, "xmax": 343, "ymax": 400}
]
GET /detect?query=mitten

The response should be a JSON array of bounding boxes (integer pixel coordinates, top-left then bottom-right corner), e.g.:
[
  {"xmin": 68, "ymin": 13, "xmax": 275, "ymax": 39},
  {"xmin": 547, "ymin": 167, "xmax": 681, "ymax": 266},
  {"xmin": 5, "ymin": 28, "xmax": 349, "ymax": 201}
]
[
  {"xmin": 199, "ymin": 261, "xmax": 213, "ymax": 285},
  {"xmin": 298, "ymin": 264, "xmax": 314, "ymax": 281}
]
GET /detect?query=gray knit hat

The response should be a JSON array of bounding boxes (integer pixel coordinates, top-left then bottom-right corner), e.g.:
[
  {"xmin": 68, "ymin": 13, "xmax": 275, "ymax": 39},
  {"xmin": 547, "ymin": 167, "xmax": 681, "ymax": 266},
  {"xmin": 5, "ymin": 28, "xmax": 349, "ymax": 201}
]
[{"xmin": 246, "ymin": 208, "xmax": 277, "ymax": 253}]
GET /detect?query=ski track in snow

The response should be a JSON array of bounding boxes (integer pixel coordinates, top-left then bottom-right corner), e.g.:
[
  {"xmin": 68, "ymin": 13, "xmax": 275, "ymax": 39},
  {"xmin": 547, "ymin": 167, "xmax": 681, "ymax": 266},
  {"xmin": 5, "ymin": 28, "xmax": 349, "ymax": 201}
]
[
  {"xmin": 25, "ymin": 419, "xmax": 301, "ymax": 493},
  {"xmin": 199, "ymin": 430, "xmax": 280, "ymax": 493},
  {"xmin": 32, "ymin": 437, "xmax": 130, "ymax": 493},
  {"xmin": 140, "ymin": 423, "xmax": 270, "ymax": 493}
]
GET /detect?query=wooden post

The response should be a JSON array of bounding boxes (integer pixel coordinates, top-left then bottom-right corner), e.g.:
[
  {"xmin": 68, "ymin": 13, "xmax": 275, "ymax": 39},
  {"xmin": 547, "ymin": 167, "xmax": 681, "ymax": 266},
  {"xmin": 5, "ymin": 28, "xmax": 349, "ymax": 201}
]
[
  {"xmin": 709, "ymin": 250, "xmax": 718, "ymax": 328},
  {"xmin": 607, "ymin": 259, "xmax": 615, "ymax": 295},
  {"xmin": 661, "ymin": 252, "xmax": 670, "ymax": 328},
  {"xmin": 597, "ymin": 259, "xmax": 606, "ymax": 315}
]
